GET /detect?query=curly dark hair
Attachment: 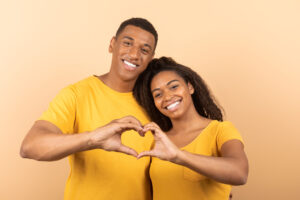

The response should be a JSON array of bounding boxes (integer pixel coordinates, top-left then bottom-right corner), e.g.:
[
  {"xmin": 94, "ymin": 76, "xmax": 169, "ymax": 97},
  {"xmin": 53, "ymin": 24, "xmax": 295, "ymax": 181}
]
[
  {"xmin": 116, "ymin": 18, "xmax": 158, "ymax": 50},
  {"xmin": 133, "ymin": 57, "xmax": 223, "ymax": 131}
]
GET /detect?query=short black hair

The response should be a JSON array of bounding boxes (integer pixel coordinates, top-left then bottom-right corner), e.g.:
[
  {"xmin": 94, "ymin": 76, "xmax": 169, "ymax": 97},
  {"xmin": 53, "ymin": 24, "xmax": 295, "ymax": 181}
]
[
  {"xmin": 133, "ymin": 57, "xmax": 223, "ymax": 131},
  {"xmin": 116, "ymin": 18, "xmax": 158, "ymax": 50}
]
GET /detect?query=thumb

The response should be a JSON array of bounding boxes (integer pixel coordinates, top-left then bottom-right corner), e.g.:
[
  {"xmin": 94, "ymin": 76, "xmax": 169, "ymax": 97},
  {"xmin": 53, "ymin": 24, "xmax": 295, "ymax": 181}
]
[
  {"xmin": 117, "ymin": 145, "xmax": 138, "ymax": 157},
  {"xmin": 137, "ymin": 150, "xmax": 156, "ymax": 159}
]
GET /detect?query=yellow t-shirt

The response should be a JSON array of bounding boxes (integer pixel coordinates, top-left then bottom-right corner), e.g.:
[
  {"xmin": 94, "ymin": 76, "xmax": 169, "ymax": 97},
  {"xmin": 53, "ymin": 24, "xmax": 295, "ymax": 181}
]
[
  {"xmin": 150, "ymin": 120, "xmax": 244, "ymax": 200},
  {"xmin": 39, "ymin": 76, "xmax": 152, "ymax": 200}
]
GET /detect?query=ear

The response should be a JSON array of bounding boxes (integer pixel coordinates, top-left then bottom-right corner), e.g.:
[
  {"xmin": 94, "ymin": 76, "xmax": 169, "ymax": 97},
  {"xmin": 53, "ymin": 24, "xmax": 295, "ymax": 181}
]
[
  {"xmin": 187, "ymin": 82, "xmax": 194, "ymax": 95},
  {"xmin": 108, "ymin": 37, "xmax": 116, "ymax": 53}
]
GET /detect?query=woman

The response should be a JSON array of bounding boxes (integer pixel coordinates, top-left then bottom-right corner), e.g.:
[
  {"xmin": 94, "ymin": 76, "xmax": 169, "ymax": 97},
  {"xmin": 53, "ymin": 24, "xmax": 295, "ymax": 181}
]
[{"xmin": 133, "ymin": 57, "xmax": 248, "ymax": 200}]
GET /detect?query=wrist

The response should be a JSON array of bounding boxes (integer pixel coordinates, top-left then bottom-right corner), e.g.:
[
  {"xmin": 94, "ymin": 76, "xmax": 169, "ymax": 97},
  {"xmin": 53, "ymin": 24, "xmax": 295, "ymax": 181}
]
[
  {"xmin": 86, "ymin": 131, "xmax": 99, "ymax": 150},
  {"xmin": 170, "ymin": 149, "xmax": 185, "ymax": 164}
]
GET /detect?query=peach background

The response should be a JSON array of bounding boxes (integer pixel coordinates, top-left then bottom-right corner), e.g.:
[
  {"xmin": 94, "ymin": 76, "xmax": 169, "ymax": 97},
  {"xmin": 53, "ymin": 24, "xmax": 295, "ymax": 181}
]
[{"xmin": 1, "ymin": 0, "xmax": 300, "ymax": 199}]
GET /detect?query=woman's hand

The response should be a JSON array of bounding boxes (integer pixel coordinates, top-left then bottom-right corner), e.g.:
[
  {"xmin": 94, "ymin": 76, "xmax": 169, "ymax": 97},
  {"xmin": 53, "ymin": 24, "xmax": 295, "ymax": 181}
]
[
  {"xmin": 137, "ymin": 122, "xmax": 248, "ymax": 185},
  {"xmin": 137, "ymin": 122, "xmax": 180, "ymax": 162}
]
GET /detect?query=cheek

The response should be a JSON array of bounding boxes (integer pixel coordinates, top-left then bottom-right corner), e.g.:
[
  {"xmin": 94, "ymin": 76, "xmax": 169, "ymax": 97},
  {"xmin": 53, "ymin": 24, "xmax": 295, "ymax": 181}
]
[
  {"xmin": 185, "ymin": 93, "xmax": 194, "ymax": 105},
  {"xmin": 176, "ymin": 88, "xmax": 187, "ymax": 97},
  {"xmin": 153, "ymin": 98, "xmax": 162, "ymax": 109},
  {"xmin": 143, "ymin": 54, "xmax": 153, "ymax": 63}
]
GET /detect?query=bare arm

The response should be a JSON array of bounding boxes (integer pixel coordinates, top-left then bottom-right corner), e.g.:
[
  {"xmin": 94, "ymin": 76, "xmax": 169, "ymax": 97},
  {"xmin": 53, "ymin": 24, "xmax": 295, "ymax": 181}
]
[
  {"xmin": 138, "ymin": 122, "xmax": 249, "ymax": 185},
  {"xmin": 20, "ymin": 120, "xmax": 91, "ymax": 161},
  {"xmin": 176, "ymin": 140, "xmax": 248, "ymax": 185},
  {"xmin": 20, "ymin": 116, "xmax": 144, "ymax": 161}
]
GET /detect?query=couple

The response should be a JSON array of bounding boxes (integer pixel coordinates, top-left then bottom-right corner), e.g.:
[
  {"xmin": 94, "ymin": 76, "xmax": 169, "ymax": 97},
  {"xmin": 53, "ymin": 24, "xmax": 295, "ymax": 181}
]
[{"xmin": 20, "ymin": 18, "xmax": 248, "ymax": 200}]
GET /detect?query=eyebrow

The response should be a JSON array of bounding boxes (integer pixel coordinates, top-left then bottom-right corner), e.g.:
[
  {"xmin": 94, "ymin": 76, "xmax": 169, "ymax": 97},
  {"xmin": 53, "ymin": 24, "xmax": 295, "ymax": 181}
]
[
  {"xmin": 151, "ymin": 80, "xmax": 180, "ymax": 93},
  {"xmin": 122, "ymin": 36, "xmax": 153, "ymax": 50},
  {"xmin": 123, "ymin": 36, "xmax": 134, "ymax": 41}
]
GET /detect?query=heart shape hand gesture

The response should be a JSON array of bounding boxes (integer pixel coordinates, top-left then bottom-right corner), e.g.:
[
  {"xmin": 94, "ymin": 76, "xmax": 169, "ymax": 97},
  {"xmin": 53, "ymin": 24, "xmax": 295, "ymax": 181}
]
[{"xmin": 89, "ymin": 117, "xmax": 179, "ymax": 160}]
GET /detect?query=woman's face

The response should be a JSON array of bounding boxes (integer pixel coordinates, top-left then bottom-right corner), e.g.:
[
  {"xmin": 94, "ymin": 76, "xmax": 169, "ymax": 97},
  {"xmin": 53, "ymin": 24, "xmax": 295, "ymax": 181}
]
[{"xmin": 150, "ymin": 70, "xmax": 195, "ymax": 120}]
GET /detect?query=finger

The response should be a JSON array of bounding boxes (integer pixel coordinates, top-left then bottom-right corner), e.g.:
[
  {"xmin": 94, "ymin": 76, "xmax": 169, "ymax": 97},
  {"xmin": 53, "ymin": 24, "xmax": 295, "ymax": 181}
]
[
  {"xmin": 142, "ymin": 124, "xmax": 156, "ymax": 131},
  {"xmin": 117, "ymin": 145, "xmax": 138, "ymax": 157},
  {"xmin": 119, "ymin": 116, "xmax": 142, "ymax": 127},
  {"xmin": 119, "ymin": 122, "xmax": 143, "ymax": 133},
  {"xmin": 143, "ymin": 122, "xmax": 160, "ymax": 129},
  {"xmin": 143, "ymin": 126, "xmax": 161, "ymax": 135},
  {"xmin": 143, "ymin": 127, "xmax": 169, "ymax": 142},
  {"xmin": 137, "ymin": 151, "xmax": 156, "ymax": 159},
  {"xmin": 137, "ymin": 129, "xmax": 146, "ymax": 137},
  {"xmin": 143, "ymin": 123, "xmax": 162, "ymax": 132}
]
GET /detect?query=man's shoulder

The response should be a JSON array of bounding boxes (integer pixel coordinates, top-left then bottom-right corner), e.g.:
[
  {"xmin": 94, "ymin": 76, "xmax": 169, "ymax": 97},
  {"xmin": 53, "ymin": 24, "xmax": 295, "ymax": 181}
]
[
  {"xmin": 72, "ymin": 76, "xmax": 96, "ymax": 87},
  {"xmin": 68, "ymin": 76, "xmax": 98, "ymax": 92}
]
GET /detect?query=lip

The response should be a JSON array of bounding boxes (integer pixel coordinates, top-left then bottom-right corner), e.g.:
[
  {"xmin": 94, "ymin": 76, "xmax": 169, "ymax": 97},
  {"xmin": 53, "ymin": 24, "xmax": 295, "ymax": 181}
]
[
  {"xmin": 122, "ymin": 59, "xmax": 139, "ymax": 71},
  {"xmin": 164, "ymin": 99, "xmax": 182, "ymax": 111}
]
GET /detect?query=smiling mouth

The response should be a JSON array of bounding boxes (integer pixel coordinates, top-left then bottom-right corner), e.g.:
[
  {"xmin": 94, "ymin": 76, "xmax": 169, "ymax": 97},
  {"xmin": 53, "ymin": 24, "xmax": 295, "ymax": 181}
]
[
  {"xmin": 165, "ymin": 100, "xmax": 181, "ymax": 110},
  {"xmin": 123, "ymin": 60, "xmax": 139, "ymax": 69}
]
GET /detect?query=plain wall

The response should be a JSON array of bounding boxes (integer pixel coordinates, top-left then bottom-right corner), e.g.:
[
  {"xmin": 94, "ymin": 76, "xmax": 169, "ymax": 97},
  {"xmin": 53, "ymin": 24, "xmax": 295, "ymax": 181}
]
[{"xmin": 1, "ymin": 0, "xmax": 299, "ymax": 199}]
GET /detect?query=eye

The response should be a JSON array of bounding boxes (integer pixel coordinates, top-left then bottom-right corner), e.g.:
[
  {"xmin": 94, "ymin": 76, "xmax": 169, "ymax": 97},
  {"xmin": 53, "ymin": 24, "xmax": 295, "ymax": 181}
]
[
  {"xmin": 170, "ymin": 84, "xmax": 179, "ymax": 90},
  {"xmin": 141, "ymin": 48, "xmax": 150, "ymax": 55},
  {"xmin": 153, "ymin": 92, "xmax": 162, "ymax": 98},
  {"xmin": 123, "ymin": 41, "xmax": 131, "ymax": 46}
]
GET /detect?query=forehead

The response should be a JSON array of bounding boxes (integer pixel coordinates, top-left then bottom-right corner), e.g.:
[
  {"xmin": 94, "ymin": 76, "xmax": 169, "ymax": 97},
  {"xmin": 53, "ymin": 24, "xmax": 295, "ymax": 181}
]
[
  {"xmin": 151, "ymin": 70, "xmax": 185, "ymax": 89},
  {"xmin": 117, "ymin": 25, "xmax": 155, "ymax": 46}
]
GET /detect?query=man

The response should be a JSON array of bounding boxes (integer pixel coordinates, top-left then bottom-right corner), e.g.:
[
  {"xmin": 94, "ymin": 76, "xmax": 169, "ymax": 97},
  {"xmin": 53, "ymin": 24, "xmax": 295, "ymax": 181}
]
[{"xmin": 20, "ymin": 18, "xmax": 158, "ymax": 200}]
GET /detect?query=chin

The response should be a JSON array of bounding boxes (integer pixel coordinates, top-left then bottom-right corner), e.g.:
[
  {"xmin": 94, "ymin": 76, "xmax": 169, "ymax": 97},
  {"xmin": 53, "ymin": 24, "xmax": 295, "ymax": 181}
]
[{"xmin": 164, "ymin": 112, "xmax": 184, "ymax": 120}]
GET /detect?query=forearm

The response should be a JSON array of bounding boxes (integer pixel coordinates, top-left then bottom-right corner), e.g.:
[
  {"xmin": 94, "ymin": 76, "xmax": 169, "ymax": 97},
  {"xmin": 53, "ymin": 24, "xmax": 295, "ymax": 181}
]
[
  {"xmin": 175, "ymin": 150, "xmax": 248, "ymax": 185},
  {"xmin": 23, "ymin": 132, "xmax": 91, "ymax": 161},
  {"xmin": 20, "ymin": 122, "xmax": 94, "ymax": 161},
  {"xmin": 20, "ymin": 116, "xmax": 143, "ymax": 161}
]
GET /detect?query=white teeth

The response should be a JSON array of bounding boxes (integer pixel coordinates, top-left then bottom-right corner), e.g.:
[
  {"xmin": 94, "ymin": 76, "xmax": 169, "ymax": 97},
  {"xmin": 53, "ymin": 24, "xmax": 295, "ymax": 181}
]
[
  {"xmin": 124, "ymin": 60, "xmax": 137, "ymax": 68},
  {"xmin": 166, "ymin": 101, "xmax": 180, "ymax": 110}
]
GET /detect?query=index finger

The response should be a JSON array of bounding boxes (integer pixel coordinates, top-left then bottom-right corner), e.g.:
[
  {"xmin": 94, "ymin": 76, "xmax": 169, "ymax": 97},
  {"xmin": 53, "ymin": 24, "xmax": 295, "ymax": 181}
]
[
  {"xmin": 118, "ymin": 122, "xmax": 144, "ymax": 133},
  {"xmin": 118, "ymin": 116, "xmax": 142, "ymax": 127}
]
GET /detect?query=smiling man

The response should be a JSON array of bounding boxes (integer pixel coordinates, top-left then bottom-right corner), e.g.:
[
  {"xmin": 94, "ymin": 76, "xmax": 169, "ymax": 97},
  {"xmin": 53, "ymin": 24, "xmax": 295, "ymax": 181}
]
[{"xmin": 20, "ymin": 18, "xmax": 158, "ymax": 200}]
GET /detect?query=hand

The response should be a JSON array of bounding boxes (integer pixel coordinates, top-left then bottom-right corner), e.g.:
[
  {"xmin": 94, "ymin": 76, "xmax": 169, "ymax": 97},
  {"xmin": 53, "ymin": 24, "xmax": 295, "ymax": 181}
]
[
  {"xmin": 137, "ymin": 122, "xmax": 180, "ymax": 162},
  {"xmin": 88, "ymin": 116, "xmax": 144, "ymax": 157}
]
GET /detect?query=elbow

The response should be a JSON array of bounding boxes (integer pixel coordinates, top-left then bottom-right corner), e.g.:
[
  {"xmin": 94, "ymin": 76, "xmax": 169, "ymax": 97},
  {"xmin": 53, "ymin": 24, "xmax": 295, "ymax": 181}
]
[
  {"xmin": 20, "ymin": 143, "xmax": 30, "ymax": 159},
  {"xmin": 232, "ymin": 160, "xmax": 249, "ymax": 185},
  {"xmin": 20, "ymin": 143, "xmax": 44, "ymax": 161},
  {"xmin": 232, "ymin": 171, "xmax": 248, "ymax": 186},
  {"xmin": 20, "ymin": 143, "xmax": 39, "ymax": 160},
  {"xmin": 236, "ymin": 174, "xmax": 248, "ymax": 185}
]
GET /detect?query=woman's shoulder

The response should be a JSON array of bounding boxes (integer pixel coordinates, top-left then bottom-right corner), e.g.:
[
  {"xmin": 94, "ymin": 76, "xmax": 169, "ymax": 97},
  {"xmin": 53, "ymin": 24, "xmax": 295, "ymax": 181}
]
[{"xmin": 211, "ymin": 120, "xmax": 236, "ymax": 130}]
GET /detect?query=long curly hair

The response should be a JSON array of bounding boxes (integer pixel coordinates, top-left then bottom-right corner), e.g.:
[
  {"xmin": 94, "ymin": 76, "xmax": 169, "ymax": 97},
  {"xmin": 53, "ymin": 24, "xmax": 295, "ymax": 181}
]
[{"xmin": 133, "ymin": 57, "xmax": 223, "ymax": 131}]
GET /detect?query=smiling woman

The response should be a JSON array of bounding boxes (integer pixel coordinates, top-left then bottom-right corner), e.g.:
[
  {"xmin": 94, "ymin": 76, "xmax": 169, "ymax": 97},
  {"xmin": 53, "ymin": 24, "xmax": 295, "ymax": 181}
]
[
  {"xmin": 150, "ymin": 71, "xmax": 196, "ymax": 120},
  {"xmin": 134, "ymin": 57, "xmax": 223, "ymax": 131},
  {"xmin": 133, "ymin": 57, "xmax": 249, "ymax": 200}
]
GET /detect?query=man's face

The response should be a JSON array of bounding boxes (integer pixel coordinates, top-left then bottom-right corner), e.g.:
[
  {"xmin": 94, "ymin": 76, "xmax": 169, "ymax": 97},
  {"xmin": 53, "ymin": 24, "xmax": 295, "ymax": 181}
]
[{"xmin": 109, "ymin": 25, "xmax": 155, "ymax": 82}]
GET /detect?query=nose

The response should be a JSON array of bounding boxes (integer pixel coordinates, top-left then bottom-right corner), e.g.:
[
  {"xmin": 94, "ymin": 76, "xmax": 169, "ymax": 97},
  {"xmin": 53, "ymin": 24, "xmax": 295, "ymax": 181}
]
[
  {"xmin": 129, "ymin": 46, "xmax": 139, "ymax": 59},
  {"xmin": 163, "ymin": 91, "xmax": 173, "ymax": 102}
]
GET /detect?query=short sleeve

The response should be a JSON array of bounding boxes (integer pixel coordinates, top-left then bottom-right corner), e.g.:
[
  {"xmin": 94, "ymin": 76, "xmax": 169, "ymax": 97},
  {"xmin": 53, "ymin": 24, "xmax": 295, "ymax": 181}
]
[
  {"xmin": 39, "ymin": 85, "xmax": 76, "ymax": 134},
  {"xmin": 216, "ymin": 121, "xmax": 244, "ymax": 151}
]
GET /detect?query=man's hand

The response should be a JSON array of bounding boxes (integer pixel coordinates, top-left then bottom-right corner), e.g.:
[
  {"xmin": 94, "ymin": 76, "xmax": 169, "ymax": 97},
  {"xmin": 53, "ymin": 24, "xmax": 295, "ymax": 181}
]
[
  {"xmin": 137, "ymin": 122, "xmax": 180, "ymax": 162},
  {"xmin": 88, "ymin": 116, "xmax": 145, "ymax": 157}
]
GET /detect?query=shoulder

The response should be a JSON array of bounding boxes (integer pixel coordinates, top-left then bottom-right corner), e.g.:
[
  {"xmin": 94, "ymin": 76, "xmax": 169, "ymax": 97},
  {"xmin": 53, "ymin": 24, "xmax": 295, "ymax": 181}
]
[
  {"xmin": 72, "ymin": 76, "xmax": 97, "ymax": 88},
  {"xmin": 68, "ymin": 76, "xmax": 99, "ymax": 94},
  {"xmin": 208, "ymin": 120, "xmax": 237, "ymax": 132},
  {"xmin": 214, "ymin": 121, "xmax": 244, "ymax": 148},
  {"xmin": 217, "ymin": 121, "xmax": 236, "ymax": 130},
  {"xmin": 213, "ymin": 120, "xmax": 241, "ymax": 136}
]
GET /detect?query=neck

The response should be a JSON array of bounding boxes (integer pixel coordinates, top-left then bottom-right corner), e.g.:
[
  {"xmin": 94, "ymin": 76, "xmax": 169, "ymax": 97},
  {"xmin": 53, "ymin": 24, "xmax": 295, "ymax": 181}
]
[
  {"xmin": 170, "ymin": 107, "xmax": 210, "ymax": 135},
  {"xmin": 98, "ymin": 73, "xmax": 135, "ymax": 93}
]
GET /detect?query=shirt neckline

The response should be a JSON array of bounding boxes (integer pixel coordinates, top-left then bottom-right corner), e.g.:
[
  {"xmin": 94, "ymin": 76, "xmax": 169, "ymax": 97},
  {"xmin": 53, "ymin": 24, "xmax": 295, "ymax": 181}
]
[
  {"xmin": 180, "ymin": 120, "xmax": 218, "ymax": 150},
  {"xmin": 92, "ymin": 75, "xmax": 133, "ymax": 98}
]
